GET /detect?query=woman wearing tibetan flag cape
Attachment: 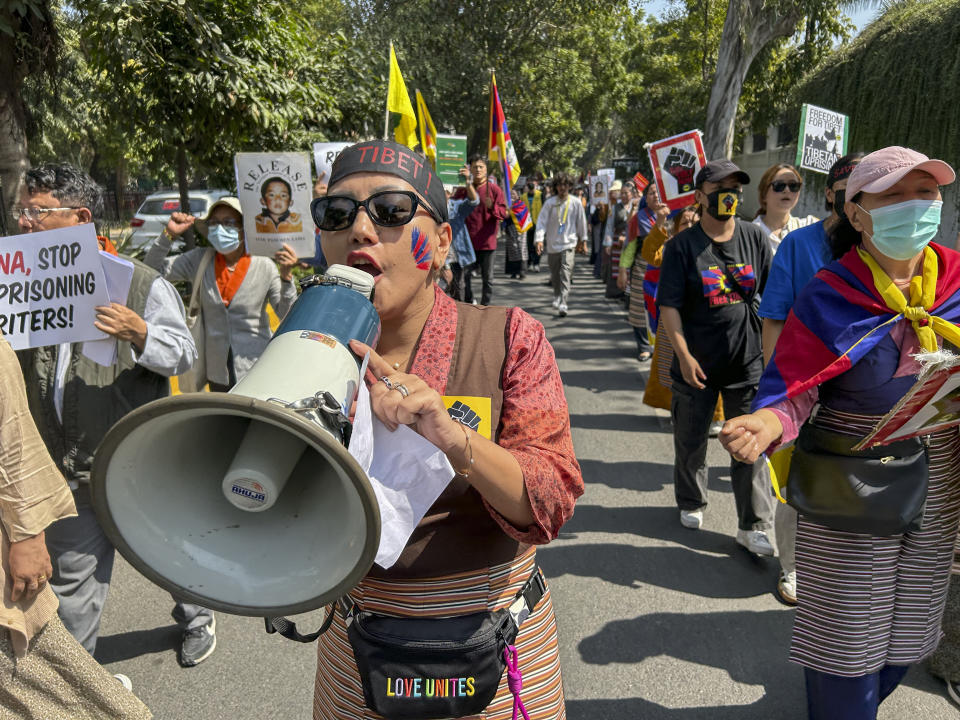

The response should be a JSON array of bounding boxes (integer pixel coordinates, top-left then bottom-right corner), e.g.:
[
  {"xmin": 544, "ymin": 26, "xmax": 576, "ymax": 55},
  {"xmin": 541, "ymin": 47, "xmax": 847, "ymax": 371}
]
[{"xmin": 720, "ymin": 147, "xmax": 960, "ymax": 719}]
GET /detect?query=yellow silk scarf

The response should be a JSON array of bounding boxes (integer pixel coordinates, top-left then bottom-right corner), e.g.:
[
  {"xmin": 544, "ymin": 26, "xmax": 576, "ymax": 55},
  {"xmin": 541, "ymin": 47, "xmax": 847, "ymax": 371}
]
[{"xmin": 857, "ymin": 246, "xmax": 960, "ymax": 352}]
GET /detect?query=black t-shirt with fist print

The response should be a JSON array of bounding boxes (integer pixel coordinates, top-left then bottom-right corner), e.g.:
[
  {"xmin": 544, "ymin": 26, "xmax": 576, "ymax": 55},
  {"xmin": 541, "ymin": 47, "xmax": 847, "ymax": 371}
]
[{"xmin": 657, "ymin": 219, "xmax": 771, "ymax": 389}]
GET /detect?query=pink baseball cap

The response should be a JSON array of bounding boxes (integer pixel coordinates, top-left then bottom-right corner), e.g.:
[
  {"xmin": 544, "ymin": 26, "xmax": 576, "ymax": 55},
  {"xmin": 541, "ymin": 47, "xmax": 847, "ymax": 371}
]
[{"xmin": 846, "ymin": 146, "xmax": 955, "ymax": 198}]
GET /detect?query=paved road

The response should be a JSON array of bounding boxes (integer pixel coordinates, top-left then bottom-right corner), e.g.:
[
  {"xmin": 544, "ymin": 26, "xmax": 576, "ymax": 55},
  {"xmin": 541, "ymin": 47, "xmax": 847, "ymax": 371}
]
[{"xmin": 97, "ymin": 255, "xmax": 957, "ymax": 718}]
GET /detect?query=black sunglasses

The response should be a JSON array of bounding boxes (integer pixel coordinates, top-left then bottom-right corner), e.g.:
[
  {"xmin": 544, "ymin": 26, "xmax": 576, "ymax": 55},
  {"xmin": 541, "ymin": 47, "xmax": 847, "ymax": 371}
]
[
  {"xmin": 771, "ymin": 181, "xmax": 802, "ymax": 193},
  {"xmin": 311, "ymin": 190, "xmax": 441, "ymax": 231}
]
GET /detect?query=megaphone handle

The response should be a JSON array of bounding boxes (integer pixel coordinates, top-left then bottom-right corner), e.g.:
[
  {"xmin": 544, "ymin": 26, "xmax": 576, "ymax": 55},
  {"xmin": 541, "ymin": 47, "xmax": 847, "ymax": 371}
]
[{"xmin": 264, "ymin": 608, "xmax": 336, "ymax": 643}]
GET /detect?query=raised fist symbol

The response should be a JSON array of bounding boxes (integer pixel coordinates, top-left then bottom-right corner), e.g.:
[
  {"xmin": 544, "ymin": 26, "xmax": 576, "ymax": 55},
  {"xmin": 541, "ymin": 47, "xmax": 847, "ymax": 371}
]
[
  {"xmin": 664, "ymin": 147, "xmax": 697, "ymax": 193},
  {"xmin": 447, "ymin": 401, "xmax": 481, "ymax": 431}
]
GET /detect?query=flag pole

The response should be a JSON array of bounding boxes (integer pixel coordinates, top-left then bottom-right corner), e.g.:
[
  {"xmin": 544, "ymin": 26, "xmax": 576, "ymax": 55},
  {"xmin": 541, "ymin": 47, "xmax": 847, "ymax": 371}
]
[{"xmin": 383, "ymin": 43, "xmax": 392, "ymax": 141}]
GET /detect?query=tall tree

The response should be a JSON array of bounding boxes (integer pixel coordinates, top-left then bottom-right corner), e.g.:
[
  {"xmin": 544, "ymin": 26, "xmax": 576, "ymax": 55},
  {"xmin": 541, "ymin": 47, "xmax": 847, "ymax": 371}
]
[
  {"xmin": 79, "ymin": 0, "xmax": 344, "ymax": 245},
  {"xmin": 0, "ymin": 1, "xmax": 58, "ymax": 226}
]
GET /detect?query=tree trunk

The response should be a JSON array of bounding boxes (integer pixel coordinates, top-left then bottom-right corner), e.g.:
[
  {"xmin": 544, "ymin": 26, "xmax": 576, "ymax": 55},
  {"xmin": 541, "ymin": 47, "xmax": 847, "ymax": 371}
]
[
  {"xmin": 176, "ymin": 144, "xmax": 196, "ymax": 249},
  {"xmin": 704, "ymin": 0, "xmax": 805, "ymax": 160},
  {"xmin": 0, "ymin": 28, "xmax": 28, "ymax": 235}
]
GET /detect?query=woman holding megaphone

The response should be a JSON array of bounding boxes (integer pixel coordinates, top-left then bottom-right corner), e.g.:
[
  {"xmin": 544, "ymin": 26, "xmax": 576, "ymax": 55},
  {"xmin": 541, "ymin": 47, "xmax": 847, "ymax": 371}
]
[{"xmin": 309, "ymin": 140, "xmax": 583, "ymax": 720}]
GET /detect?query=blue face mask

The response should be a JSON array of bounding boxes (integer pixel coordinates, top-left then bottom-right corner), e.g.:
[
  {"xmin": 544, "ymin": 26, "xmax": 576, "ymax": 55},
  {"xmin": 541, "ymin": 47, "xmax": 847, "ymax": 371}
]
[
  {"xmin": 859, "ymin": 199, "xmax": 943, "ymax": 261},
  {"xmin": 207, "ymin": 223, "xmax": 241, "ymax": 253}
]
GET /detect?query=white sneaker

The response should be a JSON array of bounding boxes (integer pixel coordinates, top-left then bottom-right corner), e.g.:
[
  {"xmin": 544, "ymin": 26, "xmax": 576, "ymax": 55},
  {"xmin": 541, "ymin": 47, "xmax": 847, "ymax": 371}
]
[
  {"xmin": 113, "ymin": 673, "xmax": 133, "ymax": 692},
  {"xmin": 551, "ymin": 296, "xmax": 560, "ymax": 309},
  {"xmin": 680, "ymin": 509, "xmax": 703, "ymax": 529},
  {"xmin": 557, "ymin": 304, "xmax": 568, "ymax": 318},
  {"xmin": 736, "ymin": 529, "xmax": 775, "ymax": 556},
  {"xmin": 777, "ymin": 570, "xmax": 798, "ymax": 605}
]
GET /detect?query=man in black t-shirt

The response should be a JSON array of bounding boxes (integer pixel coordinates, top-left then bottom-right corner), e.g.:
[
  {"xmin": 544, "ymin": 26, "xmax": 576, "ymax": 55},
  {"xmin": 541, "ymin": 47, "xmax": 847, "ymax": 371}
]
[{"xmin": 657, "ymin": 159, "xmax": 776, "ymax": 556}]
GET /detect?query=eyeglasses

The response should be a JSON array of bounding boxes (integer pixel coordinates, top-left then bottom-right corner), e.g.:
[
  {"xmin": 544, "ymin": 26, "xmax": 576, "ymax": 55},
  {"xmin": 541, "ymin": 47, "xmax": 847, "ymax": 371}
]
[
  {"xmin": 311, "ymin": 191, "xmax": 440, "ymax": 231},
  {"xmin": 207, "ymin": 219, "xmax": 241, "ymax": 230},
  {"xmin": 14, "ymin": 207, "xmax": 79, "ymax": 222},
  {"xmin": 770, "ymin": 181, "xmax": 802, "ymax": 193}
]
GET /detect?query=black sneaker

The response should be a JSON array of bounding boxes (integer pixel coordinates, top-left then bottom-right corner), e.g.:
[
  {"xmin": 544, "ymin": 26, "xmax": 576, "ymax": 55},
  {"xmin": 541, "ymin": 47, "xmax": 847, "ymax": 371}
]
[{"xmin": 180, "ymin": 616, "xmax": 216, "ymax": 667}]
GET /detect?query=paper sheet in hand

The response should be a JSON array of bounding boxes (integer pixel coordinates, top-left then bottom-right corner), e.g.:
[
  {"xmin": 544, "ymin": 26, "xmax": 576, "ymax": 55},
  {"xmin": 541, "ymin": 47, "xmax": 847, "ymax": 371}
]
[
  {"xmin": 81, "ymin": 251, "xmax": 135, "ymax": 366},
  {"xmin": 348, "ymin": 382, "xmax": 454, "ymax": 569},
  {"xmin": 854, "ymin": 351, "xmax": 960, "ymax": 449}
]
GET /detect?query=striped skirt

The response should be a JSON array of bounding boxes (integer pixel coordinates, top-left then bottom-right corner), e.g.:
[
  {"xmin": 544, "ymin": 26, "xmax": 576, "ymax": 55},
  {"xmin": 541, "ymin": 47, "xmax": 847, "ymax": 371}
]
[
  {"xmin": 314, "ymin": 548, "xmax": 565, "ymax": 719},
  {"xmin": 791, "ymin": 408, "xmax": 960, "ymax": 676},
  {"xmin": 627, "ymin": 260, "xmax": 648, "ymax": 330}
]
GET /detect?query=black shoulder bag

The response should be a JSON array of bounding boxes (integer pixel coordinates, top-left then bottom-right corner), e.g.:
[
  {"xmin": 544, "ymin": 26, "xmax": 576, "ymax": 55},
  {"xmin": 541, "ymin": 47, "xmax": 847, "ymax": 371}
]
[{"xmin": 787, "ymin": 423, "xmax": 929, "ymax": 535}]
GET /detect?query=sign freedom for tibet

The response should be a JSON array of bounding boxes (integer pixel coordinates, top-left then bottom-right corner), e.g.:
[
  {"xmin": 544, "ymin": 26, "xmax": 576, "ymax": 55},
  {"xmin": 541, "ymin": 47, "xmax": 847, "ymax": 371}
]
[
  {"xmin": 0, "ymin": 224, "xmax": 110, "ymax": 350},
  {"xmin": 796, "ymin": 103, "xmax": 850, "ymax": 174}
]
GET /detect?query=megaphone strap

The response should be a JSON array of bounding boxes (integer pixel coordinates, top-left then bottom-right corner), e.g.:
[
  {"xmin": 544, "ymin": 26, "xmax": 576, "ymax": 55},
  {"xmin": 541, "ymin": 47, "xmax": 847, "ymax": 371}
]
[{"xmin": 263, "ymin": 608, "xmax": 336, "ymax": 643}]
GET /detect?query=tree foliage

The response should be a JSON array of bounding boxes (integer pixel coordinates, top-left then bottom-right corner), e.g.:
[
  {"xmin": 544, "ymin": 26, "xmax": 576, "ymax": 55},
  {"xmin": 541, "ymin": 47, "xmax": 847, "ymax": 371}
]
[{"xmin": 789, "ymin": 0, "xmax": 960, "ymax": 164}]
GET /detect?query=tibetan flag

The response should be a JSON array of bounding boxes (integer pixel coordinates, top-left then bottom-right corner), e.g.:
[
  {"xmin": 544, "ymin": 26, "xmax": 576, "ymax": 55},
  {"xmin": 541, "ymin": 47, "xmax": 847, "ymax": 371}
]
[
  {"xmin": 415, "ymin": 89, "xmax": 438, "ymax": 168},
  {"xmin": 488, "ymin": 73, "xmax": 526, "ymax": 232},
  {"xmin": 387, "ymin": 44, "xmax": 417, "ymax": 149},
  {"xmin": 753, "ymin": 243, "xmax": 960, "ymax": 412},
  {"xmin": 488, "ymin": 74, "xmax": 521, "ymax": 188},
  {"xmin": 510, "ymin": 197, "xmax": 532, "ymax": 234}
]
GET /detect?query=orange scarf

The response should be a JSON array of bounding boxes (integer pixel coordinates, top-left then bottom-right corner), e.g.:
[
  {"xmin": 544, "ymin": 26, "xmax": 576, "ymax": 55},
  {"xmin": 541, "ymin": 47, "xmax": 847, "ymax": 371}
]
[
  {"xmin": 215, "ymin": 253, "xmax": 251, "ymax": 307},
  {"xmin": 98, "ymin": 235, "xmax": 118, "ymax": 256}
]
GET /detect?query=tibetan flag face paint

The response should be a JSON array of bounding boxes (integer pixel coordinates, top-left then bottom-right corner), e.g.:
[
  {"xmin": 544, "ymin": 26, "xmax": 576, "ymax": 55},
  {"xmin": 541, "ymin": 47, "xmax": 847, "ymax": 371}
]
[{"xmin": 410, "ymin": 227, "xmax": 431, "ymax": 271}]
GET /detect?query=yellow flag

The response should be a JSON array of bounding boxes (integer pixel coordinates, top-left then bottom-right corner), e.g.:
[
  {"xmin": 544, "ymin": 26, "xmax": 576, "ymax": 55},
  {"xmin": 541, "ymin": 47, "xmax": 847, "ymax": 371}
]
[
  {"xmin": 387, "ymin": 44, "xmax": 418, "ymax": 149},
  {"xmin": 416, "ymin": 89, "xmax": 438, "ymax": 168}
]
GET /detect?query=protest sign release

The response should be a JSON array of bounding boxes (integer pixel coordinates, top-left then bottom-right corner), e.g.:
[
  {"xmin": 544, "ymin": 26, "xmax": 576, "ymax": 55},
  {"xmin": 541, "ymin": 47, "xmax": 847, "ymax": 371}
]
[
  {"xmin": 235, "ymin": 152, "xmax": 315, "ymax": 258},
  {"xmin": 0, "ymin": 224, "xmax": 111, "ymax": 350}
]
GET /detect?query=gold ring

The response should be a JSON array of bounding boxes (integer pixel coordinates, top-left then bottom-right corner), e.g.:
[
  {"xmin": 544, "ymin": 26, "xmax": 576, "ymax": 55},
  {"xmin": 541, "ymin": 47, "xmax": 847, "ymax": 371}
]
[
  {"xmin": 37, "ymin": 574, "xmax": 46, "ymax": 583},
  {"xmin": 395, "ymin": 384, "xmax": 410, "ymax": 399}
]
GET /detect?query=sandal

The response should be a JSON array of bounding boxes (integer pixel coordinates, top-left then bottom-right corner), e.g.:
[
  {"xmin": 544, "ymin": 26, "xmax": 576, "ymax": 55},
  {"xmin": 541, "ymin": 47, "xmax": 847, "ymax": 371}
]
[{"xmin": 637, "ymin": 352, "xmax": 652, "ymax": 362}]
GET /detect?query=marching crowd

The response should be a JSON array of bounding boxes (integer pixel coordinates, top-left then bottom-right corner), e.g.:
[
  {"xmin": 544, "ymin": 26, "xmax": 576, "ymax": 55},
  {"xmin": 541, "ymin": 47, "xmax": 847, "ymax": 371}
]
[{"xmin": 2, "ymin": 138, "xmax": 960, "ymax": 720}]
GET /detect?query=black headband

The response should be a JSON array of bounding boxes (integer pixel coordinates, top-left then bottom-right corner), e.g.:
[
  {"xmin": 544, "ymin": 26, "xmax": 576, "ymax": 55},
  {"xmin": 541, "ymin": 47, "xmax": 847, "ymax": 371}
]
[{"xmin": 328, "ymin": 140, "xmax": 448, "ymax": 222}]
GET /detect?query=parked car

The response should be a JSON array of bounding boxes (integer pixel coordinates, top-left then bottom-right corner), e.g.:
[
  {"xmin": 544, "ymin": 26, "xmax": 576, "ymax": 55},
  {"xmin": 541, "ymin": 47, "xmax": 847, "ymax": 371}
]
[{"xmin": 127, "ymin": 189, "xmax": 231, "ymax": 249}]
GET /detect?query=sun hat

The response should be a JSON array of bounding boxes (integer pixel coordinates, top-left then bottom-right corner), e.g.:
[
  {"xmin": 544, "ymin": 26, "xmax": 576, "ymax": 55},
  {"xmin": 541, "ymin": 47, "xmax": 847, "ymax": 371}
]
[{"xmin": 195, "ymin": 196, "xmax": 243, "ymax": 236}]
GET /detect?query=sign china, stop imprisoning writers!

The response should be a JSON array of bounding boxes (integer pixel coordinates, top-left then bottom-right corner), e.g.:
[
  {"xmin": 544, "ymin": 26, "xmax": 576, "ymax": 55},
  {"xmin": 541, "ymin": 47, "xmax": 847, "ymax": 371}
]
[
  {"xmin": 235, "ymin": 152, "xmax": 315, "ymax": 258},
  {"xmin": 0, "ymin": 224, "xmax": 111, "ymax": 350}
]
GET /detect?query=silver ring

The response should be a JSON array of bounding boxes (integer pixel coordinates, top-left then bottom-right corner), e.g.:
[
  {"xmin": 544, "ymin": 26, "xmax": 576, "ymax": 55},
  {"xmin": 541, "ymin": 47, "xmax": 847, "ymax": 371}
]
[
  {"xmin": 379, "ymin": 376, "xmax": 395, "ymax": 390},
  {"xmin": 395, "ymin": 384, "xmax": 410, "ymax": 399}
]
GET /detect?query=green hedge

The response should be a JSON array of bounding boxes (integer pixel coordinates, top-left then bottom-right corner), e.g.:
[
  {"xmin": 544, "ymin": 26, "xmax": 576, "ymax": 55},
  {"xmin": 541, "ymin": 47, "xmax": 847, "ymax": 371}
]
[{"xmin": 789, "ymin": 0, "xmax": 960, "ymax": 163}]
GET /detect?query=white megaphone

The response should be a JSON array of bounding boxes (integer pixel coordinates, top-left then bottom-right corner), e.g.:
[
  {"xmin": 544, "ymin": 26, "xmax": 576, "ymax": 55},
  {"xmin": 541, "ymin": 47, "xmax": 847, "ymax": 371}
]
[{"xmin": 90, "ymin": 265, "xmax": 382, "ymax": 617}]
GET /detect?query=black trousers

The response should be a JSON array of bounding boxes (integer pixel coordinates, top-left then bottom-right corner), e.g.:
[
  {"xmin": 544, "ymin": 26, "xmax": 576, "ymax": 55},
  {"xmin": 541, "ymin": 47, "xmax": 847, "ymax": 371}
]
[
  {"xmin": 465, "ymin": 249, "xmax": 495, "ymax": 305},
  {"xmin": 670, "ymin": 379, "xmax": 774, "ymax": 531},
  {"xmin": 526, "ymin": 228, "xmax": 540, "ymax": 267}
]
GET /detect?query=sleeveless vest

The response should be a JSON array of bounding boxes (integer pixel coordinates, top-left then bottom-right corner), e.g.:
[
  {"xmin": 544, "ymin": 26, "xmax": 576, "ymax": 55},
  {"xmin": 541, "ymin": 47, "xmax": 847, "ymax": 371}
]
[
  {"xmin": 18, "ymin": 258, "xmax": 169, "ymax": 484},
  {"xmin": 368, "ymin": 302, "xmax": 530, "ymax": 579}
]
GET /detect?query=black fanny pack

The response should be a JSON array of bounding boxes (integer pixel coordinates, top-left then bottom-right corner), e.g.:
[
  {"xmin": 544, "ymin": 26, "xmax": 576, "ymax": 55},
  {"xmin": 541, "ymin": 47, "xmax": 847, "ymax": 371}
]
[
  {"xmin": 265, "ymin": 565, "xmax": 547, "ymax": 720},
  {"xmin": 342, "ymin": 565, "xmax": 546, "ymax": 719},
  {"xmin": 787, "ymin": 423, "xmax": 929, "ymax": 535}
]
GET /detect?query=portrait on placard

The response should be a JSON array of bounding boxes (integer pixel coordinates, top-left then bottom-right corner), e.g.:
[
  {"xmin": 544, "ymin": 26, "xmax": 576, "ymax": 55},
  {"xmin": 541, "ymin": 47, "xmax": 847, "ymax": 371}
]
[{"xmin": 234, "ymin": 152, "xmax": 314, "ymax": 258}]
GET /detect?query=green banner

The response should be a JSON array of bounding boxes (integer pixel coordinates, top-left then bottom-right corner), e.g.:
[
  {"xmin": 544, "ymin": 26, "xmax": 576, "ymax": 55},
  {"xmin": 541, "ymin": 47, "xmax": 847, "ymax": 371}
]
[{"xmin": 436, "ymin": 134, "xmax": 468, "ymax": 187}]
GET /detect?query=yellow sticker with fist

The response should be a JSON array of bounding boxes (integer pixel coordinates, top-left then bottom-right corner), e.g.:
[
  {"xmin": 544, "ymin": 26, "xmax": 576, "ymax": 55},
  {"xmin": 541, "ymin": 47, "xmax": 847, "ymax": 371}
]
[{"xmin": 443, "ymin": 396, "xmax": 492, "ymax": 440}]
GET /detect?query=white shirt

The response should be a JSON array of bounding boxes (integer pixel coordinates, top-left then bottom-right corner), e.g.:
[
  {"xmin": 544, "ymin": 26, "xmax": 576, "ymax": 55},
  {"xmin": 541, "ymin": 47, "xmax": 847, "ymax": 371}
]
[
  {"xmin": 755, "ymin": 214, "xmax": 820, "ymax": 253},
  {"xmin": 535, "ymin": 195, "xmax": 588, "ymax": 254}
]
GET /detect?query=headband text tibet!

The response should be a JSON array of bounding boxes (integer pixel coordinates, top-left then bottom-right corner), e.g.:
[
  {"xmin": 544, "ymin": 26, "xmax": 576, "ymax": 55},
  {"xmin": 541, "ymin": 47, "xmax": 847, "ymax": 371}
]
[{"xmin": 329, "ymin": 140, "xmax": 448, "ymax": 222}]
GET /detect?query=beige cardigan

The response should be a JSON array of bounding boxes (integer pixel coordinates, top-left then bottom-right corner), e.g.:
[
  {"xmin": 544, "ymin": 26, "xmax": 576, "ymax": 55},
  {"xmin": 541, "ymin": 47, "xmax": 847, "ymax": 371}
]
[
  {"xmin": 0, "ymin": 337, "xmax": 76, "ymax": 657},
  {"xmin": 144, "ymin": 236, "xmax": 297, "ymax": 385}
]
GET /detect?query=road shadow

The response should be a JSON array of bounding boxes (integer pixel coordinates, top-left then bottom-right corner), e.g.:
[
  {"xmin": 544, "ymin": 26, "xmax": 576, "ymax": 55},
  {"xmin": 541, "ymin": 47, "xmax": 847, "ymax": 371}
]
[
  {"xmin": 95, "ymin": 624, "xmax": 180, "ymax": 664},
  {"xmin": 560, "ymin": 368, "xmax": 648, "ymax": 393},
  {"xmin": 577, "ymin": 458, "xmax": 673, "ymax": 493},
  {"xmin": 570, "ymin": 413, "xmax": 667, "ymax": 433},
  {"xmin": 566, "ymin": 694, "xmax": 795, "ymax": 719},
  {"xmin": 539, "ymin": 542, "xmax": 777, "ymax": 599}
]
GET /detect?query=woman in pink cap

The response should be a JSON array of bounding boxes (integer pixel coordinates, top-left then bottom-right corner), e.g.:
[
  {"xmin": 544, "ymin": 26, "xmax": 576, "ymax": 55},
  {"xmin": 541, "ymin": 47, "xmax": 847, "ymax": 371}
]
[{"xmin": 719, "ymin": 146, "xmax": 960, "ymax": 718}]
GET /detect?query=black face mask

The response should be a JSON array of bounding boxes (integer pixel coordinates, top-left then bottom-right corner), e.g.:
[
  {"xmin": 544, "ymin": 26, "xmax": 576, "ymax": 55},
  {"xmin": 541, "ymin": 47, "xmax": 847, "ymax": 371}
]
[
  {"xmin": 703, "ymin": 189, "xmax": 742, "ymax": 220},
  {"xmin": 833, "ymin": 189, "xmax": 847, "ymax": 222}
]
